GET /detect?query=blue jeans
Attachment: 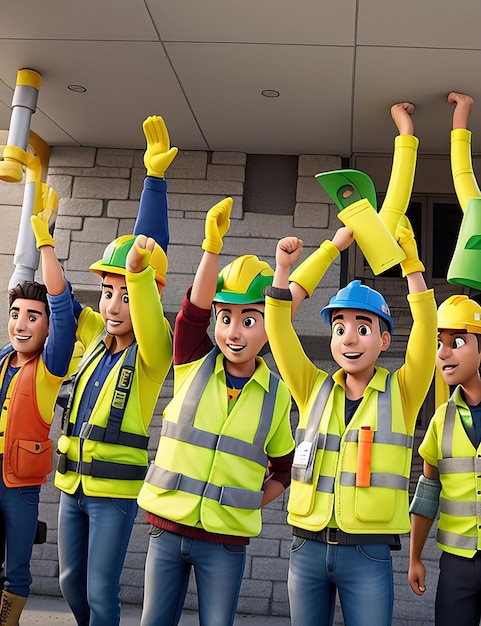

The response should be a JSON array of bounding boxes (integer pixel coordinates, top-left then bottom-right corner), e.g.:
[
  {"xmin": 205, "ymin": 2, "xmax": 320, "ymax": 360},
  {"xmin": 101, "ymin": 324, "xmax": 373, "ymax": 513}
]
[
  {"xmin": 0, "ymin": 477, "xmax": 39, "ymax": 597},
  {"xmin": 141, "ymin": 528, "xmax": 246, "ymax": 626},
  {"xmin": 288, "ymin": 536, "xmax": 394, "ymax": 626},
  {"xmin": 58, "ymin": 489, "xmax": 138, "ymax": 626}
]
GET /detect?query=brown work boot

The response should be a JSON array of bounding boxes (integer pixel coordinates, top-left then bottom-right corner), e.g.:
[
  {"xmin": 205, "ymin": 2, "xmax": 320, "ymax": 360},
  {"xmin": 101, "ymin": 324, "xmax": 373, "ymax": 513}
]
[{"xmin": 0, "ymin": 591, "xmax": 27, "ymax": 625}]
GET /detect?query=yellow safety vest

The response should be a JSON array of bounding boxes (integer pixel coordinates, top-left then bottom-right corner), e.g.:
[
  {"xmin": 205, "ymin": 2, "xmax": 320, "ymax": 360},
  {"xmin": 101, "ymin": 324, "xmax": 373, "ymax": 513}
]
[
  {"xmin": 55, "ymin": 337, "xmax": 151, "ymax": 498},
  {"xmin": 138, "ymin": 348, "xmax": 289, "ymax": 537},
  {"xmin": 436, "ymin": 397, "xmax": 481, "ymax": 558},
  {"xmin": 288, "ymin": 370, "xmax": 414, "ymax": 534}
]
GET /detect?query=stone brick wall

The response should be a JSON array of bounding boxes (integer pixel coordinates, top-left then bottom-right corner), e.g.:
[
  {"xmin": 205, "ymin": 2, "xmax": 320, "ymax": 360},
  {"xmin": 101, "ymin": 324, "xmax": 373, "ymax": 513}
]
[{"xmin": 0, "ymin": 145, "xmax": 419, "ymax": 618}]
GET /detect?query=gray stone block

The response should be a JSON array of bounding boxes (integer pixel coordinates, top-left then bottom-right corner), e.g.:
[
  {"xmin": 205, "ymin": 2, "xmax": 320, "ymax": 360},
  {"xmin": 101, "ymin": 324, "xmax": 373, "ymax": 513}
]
[
  {"xmin": 207, "ymin": 164, "xmax": 245, "ymax": 182},
  {"xmin": 58, "ymin": 197, "xmax": 103, "ymax": 217},
  {"xmin": 73, "ymin": 176, "xmax": 130, "ymax": 200},
  {"xmin": 49, "ymin": 147, "xmax": 96, "ymax": 168},
  {"xmin": 212, "ymin": 152, "xmax": 246, "ymax": 166},
  {"xmin": 96, "ymin": 148, "xmax": 134, "ymax": 168}
]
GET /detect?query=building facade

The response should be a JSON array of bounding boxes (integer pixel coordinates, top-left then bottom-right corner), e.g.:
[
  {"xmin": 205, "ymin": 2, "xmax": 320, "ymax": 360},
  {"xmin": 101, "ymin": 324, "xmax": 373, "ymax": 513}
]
[{"xmin": 0, "ymin": 142, "xmax": 472, "ymax": 618}]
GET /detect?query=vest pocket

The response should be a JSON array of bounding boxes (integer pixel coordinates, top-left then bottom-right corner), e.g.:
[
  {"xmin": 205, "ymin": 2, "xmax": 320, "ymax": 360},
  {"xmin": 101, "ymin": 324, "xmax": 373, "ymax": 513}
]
[
  {"xmin": 11, "ymin": 439, "xmax": 53, "ymax": 479},
  {"xmin": 288, "ymin": 480, "xmax": 317, "ymax": 516},
  {"xmin": 354, "ymin": 487, "xmax": 395, "ymax": 522}
]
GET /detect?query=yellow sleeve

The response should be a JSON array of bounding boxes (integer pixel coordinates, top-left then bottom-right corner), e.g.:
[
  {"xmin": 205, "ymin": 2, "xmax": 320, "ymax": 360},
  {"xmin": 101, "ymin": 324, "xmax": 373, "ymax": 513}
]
[
  {"xmin": 126, "ymin": 266, "xmax": 173, "ymax": 384},
  {"xmin": 264, "ymin": 295, "xmax": 322, "ymax": 412},
  {"xmin": 418, "ymin": 405, "xmax": 444, "ymax": 468},
  {"xmin": 76, "ymin": 307, "xmax": 105, "ymax": 348},
  {"xmin": 289, "ymin": 240, "xmax": 339, "ymax": 297},
  {"xmin": 379, "ymin": 134, "xmax": 419, "ymax": 235},
  {"xmin": 450, "ymin": 128, "xmax": 481, "ymax": 212},
  {"xmin": 265, "ymin": 381, "xmax": 295, "ymax": 458},
  {"xmin": 397, "ymin": 288, "xmax": 437, "ymax": 432},
  {"xmin": 34, "ymin": 363, "xmax": 63, "ymax": 425}
]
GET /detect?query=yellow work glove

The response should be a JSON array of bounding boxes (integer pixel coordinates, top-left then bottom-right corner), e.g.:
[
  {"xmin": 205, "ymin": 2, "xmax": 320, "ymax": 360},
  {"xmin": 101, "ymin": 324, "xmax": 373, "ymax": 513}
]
[
  {"xmin": 202, "ymin": 198, "xmax": 233, "ymax": 254},
  {"xmin": 31, "ymin": 208, "xmax": 55, "ymax": 249},
  {"xmin": 143, "ymin": 116, "xmax": 178, "ymax": 177},
  {"xmin": 395, "ymin": 215, "xmax": 424, "ymax": 277},
  {"xmin": 40, "ymin": 183, "xmax": 58, "ymax": 215}
]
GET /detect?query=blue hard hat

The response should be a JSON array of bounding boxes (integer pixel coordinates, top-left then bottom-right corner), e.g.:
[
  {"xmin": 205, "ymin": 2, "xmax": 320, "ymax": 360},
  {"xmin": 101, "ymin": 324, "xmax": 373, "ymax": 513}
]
[{"xmin": 320, "ymin": 280, "xmax": 394, "ymax": 335}]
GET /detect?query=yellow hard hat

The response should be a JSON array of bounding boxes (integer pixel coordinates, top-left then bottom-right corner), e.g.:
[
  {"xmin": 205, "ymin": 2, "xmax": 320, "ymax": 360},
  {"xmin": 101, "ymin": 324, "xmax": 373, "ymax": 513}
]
[
  {"xmin": 214, "ymin": 255, "xmax": 273, "ymax": 304},
  {"xmin": 437, "ymin": 295, "xmax": 481, "ymax": 334},
  {"xmin": 89, "ymin": 234, "xmax": 167, "ymax": 287}
]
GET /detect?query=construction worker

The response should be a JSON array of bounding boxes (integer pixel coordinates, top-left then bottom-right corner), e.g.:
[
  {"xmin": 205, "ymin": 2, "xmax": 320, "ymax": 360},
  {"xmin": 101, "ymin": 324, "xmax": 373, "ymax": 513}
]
[
  {"xmin": 54, "ymin": 116, "xmax": 175, "ymax": 626},
  {"xmin": 0, "ymin": 202, "xmax": 76, "ymax": 625},
  {"xmin": 408, "ymin": 295, "xmax": 481, "ymax": 625},
  {"xmin": 138, "ymin": 197, "xmax": 295, "ymax": 626},
  {"xmin": 263, "ymin": 101, "xmax": 437, "ymax": 626}
]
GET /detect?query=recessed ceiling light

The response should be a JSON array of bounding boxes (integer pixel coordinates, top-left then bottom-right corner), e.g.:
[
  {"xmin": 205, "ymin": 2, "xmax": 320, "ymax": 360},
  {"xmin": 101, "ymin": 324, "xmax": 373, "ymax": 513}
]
[
  {"xmin": 68, "ymin": 84, "xmax": 87, "ymax": 93},
  {"xmin": 261, "ymin": 89, "xmax": 280, "ymax": 98}
]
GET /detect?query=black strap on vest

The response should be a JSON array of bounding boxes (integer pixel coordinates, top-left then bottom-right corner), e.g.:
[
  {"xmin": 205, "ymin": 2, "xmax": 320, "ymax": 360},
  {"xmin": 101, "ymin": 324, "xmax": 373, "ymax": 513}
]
[
  {"xmin": 65, "ymin": 341, "xmax": 145, "ymax": 448},
  {"xmin": 63, "ymin": 339, "xmax": 106, "ymax": 433},
  {"xmin": 102, "ymin": 342, "xmax": 138, "ymax": 444},
  {"xmin": 63, "ymin": 458, "xmax": 147, "ymax": 481}
]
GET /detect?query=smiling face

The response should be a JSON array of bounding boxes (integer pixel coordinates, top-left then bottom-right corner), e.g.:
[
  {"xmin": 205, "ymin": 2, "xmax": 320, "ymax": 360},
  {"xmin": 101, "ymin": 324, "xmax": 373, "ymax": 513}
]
[
  {"xmin": 214, "ymin": 302, "xmax": 267, "ymax": 378},
  {"xmin": 8, "ymin": 298, "xmax": 49, "ymax": 365},
  {"xmin": 98, "ymin": 273, "xmax": 134, "ymax": 352},
  {"xmin": 437, "ymin": 329, "xmax": 481, "ymax": 388},
  {"xmin": 329, "ymin": 308, "xmax": 390, "ymax": 377}
]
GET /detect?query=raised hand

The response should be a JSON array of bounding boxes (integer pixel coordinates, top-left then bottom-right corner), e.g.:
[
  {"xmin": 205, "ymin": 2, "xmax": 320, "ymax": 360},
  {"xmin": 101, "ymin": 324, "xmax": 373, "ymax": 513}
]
[
  {"xmin": 126, "ymin": 234, "xmax": 156, "ymax": 274},
  {"xmin": 143, "ymin": 116, "xmax": 178, "ymax": 177},
  {"xmin": 202, "ymin": 197, "xmax": 233, "ymax": 254},
  {"xmin": 276, "ymin": 237, "xmax": 304, "ymax": 270},
  {"xmin": 31, "ymin": 208, "xmax": 55, "ymax": 249},
  {"xmin": 396, "ymin": 215, "xmax": 424, "ymax": 277}
]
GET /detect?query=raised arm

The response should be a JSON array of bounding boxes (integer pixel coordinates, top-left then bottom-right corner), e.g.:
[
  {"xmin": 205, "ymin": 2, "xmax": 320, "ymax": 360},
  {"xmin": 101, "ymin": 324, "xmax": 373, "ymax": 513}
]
[
  {"xmin": 125, "ymin": 234, "xmax": 172, "ymax": 382},
  {"xmin": 448, "ymin": 92, "xmax": 480, "ymax": 211},
  {"xmin": 31, "ymin": 208, "xmax": 66, "ymax": 296},
  {"xmin": 286, "ymin": 227, "xmax": 354, "ymax": 316},
  {"xmin": 396, "ymin": 215, "xmax": 437, "ymax": 426},
  {"xmin": 190, "ymin": 197, "xmax": 233, "ymax": 310},
  {"xmin": 379, "ymin": 102, "xmax": 418, "ymax": 236},
  {"xmin": 395, "ymin": 215, "xmax": 426, "ymax": 294},
  {"xmin": 134, "ymin": 115, "xmax": 178, "ymax": 252}
]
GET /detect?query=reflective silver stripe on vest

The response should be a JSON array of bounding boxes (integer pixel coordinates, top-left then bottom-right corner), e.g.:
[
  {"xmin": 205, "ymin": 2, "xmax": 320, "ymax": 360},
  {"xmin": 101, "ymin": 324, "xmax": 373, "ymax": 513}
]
[
  {"xmin": 147, "ymin": 347, "xmax": 280, "ymax": 510},
  {"xmin": 178, "ymin": 348, "xmax": 219, "ymax": 425},
  {"xmin": 316, "ymin": 475, "xmax": 335, "ymax": 493},
  {"xmin": 438, "ymin": 457, "xmax": 476, "ymax": 474},
  {"xmin": 295, "ymin": 430, "xmax": 341, "ymax": 452},
  {"xmin": 441, "ymin": 400, "xmax": 456, "ymax": 458},
  {"xmin": 340, "ymin": 471, "xmax": 409, "ymax": 490},
  {"xmin": 343, "ymin": 429, "xmax": 413, "ymax": 448},
  {"xmin": 437, "ymin": 528, "xmax": 478, "ymax": 550},
  {"xmin": 292, "ymin": 377, "xmax": 334, "ymax": 482},
  {"xmin": 144, "ymin": 465, "xmax": 263, "ymax": 510},
  {"xmin": 440, "ymin": 497, "xmax": 477, "ymax": 517},
  {"xmin": 161, "ymin": 420, "xmax": 268, "ymax": 467}
]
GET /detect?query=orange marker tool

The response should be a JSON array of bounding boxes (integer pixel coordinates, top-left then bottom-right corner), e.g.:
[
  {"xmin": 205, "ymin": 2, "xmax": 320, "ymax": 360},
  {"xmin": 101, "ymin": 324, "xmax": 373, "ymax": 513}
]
[{"xmin": 356, "ymin": 426, "xmax": 374, "ymax": 487}]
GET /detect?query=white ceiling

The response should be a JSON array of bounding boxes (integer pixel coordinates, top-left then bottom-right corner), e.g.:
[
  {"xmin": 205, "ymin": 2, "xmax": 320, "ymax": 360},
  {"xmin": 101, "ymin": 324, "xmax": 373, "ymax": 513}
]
[{"xmin": 1, "ymin": 0, "xmax": 481, "ymax": 157}]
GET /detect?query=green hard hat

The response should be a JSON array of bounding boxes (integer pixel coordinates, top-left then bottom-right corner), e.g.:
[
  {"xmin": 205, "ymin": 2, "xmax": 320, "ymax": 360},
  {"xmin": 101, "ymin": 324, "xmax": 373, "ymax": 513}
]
[
  {"xmin": 315, "ymin": 169, "xmax": 377, "ymax": 211},
  {"xmin": 90, "ymin": 234, "xmax": 167, "ymax": 286}
]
